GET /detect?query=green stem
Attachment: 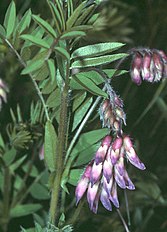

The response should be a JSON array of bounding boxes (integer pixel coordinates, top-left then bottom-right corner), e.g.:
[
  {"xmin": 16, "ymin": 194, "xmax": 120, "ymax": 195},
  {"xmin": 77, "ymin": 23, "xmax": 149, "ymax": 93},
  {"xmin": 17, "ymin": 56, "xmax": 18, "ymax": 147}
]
[
  {"xmin": 117, "ymin": 209, "xmax": 130, "ymax": 232},
  {"xmin": 4, "ymin": 38, "xmax": 50, "ymax": 121},
  {"xmin": 50, "ymin": 63, "xmax": 70, "ymax": 224},
  {"xmin": 124, "ymin": 190, "xmax": 131, "ymax": 227},
  {"xmin": 1, "ymin": 167, "xmax": 11, "ymax": 232}
]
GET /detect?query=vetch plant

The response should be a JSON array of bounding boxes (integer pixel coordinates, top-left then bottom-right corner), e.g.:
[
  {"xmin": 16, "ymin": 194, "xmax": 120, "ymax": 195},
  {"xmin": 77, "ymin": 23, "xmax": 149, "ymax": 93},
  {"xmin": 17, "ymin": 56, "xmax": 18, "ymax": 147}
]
[{"xmin": 0, "ymin": 1, "xmax": 166, "ymax": 232}]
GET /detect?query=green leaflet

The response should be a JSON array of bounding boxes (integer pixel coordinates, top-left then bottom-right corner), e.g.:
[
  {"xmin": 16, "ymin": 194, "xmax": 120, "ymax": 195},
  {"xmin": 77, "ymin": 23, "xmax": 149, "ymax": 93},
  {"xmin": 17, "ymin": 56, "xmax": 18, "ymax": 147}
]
[
  {"xmin": 71, "ymin": 53, "xmax": 128, "ymax": 68},
  {"xmin": 22, "ymin": 162, "xmax": 39, "ymax": 177},
  {"xmin": 55, "ymin": 46, "xmax": 70, "ymax": 60},
  {"xmin": 10, "ymin": 204, "xmax": 42, "ymax": 218},
  {"xmin": 72, "ymin": 92, "xmax": 87, "ymax": 112},
  {"xmin": 72, "ymin": 97, "xmax": 93, "ymax": 131},
  {"xmin": 71, "ymin": 42, "xmax": 125, "ymax": 59},
  {"xmin": 68, "ymin": 169, "xmax": 84, "ymax": 186},
  {"xmin": 10, "ymin": 155, "xmax": 27, "ymax": 173},
  {"xmin": 32, "ymin": 14, "xmax": 57, "ymax": 38},
  {"xmin": 4, "ymin": 1, "xmax": 16, "ymax": 38},
  {"xmin": 44, "ymin": 121, "xmax": 57, "ymax": 172},
  {"xmin": 70, "ymin": 74, "xmax": 108, "ymax": 97},
  {"xmin": 3, "ymin": 148, "xmax": 17, "ymax": 166},
  {"xmin": 73, "ymin": 143, "xmax": 99, "ymax": 167},
  {"xmin": 75, "ymin": 4, "xmax": 95, "ymax": 26},
  {"xmin": 21, "ymin": 59, "xmax": 44, "ymax": 75},
  {"xmin": 60, "ymin": 31, "xmax": 86, "ymax": 40},
  {"xmin": 66, "ymin": 1, "xmax": 86, "ymax": 29},
  {"xmin": 72, "ymin": 128, "xmax": 109, "ymax": 167},
  {"xmin": 20, "ymin": 34, "xmax": 50, "ymax": 49},
  {"xmin": 46, "ymin": 88, "xmax": 61, "ymax": 108},
  {"xmin": 46, "ymin": 59, "xmax": 56, "ymax": 83},
  {"xmin": 30, "ymin": 183, "xmax": 49, "ymax": 200},
  {"xmin": 73, "ymin": 69, "xmax": 128, "ymax": 86},
  {"xmin": 16, "ymin": 9, "xmax": 32, "ymax": 34},
  {"xmin": 73, "ymin": 129, "xmax": 108, "ymax": 158},
  {"xmin": 0, "ymin": 24, "xmax": 6, "ymax": 38},
  {"xmin": 40, "ymin": 77, "xmax": 57, "ymax": 94},
  {"xmin": 67, "ymin": 0, "xmax": 74, "ymax": 18},
  {"xmin": 47, "ymin": 0, "xmax": 65, "ymax": 33}
]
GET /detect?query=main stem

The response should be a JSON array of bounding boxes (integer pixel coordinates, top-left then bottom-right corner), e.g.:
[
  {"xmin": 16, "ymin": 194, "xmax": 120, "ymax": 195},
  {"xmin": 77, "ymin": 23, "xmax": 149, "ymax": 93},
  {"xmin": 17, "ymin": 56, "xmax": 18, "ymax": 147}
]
[{"xmin": 50, "ymin": 65, "xmax": 70, "ymax": 225}]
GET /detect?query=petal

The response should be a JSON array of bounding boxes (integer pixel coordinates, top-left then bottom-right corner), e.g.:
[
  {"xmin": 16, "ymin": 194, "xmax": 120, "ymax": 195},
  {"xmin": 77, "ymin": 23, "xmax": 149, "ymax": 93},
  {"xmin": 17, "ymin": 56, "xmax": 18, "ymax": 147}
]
[
  {"xmin": 124, "ymin": 171, "xmax": 135, "ymax": 190},
  {"xmin": 103, "ymin": 175, "xmax": 113, "ymax": 196},
  {"xmin": 103, "ymin": 160, "xmax": 113, "ymax": 183},
  {"xmin": 126, "ymin": 147, "xmax": 146, "ymax": 170},
  {"xmin": 75, "ymin": 177, "xmax": 89, "ymax": 205},
  {"xmin": 110, "ymin": 181, "xmax": 119, "ymax": 208},
  {"xmin": 87, "ymin": 182, "xmax": 99, "ymax": 210},
  {"xmin": 114, "ymin": 167, "xmax": 126, "ymax": 189},
  {"xmin": 100, "ymin": 188, "xmax": 112, "ymax": 211},
  {"xmin": 90, "ymin": 162, "xmax": 102, "ymax": 186}
]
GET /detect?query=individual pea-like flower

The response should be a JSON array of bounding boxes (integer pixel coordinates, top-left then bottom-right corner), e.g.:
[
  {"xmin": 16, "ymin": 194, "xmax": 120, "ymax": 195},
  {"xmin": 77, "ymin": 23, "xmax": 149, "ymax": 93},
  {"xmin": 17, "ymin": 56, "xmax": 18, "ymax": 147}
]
[
  {"xmin": 75, "ymin": 135, "xmax": 145, "ymax": 213},
  {"xmin": 99, "ymin": 92, "xmax": 126, "ymax": 133},
  {"xmin": 0, "ymin": 78, "xmax": 9, "ymax": 111},
  {"xmin": 130, "ymin": 48, "xmax": 167, "ymax": 85}
]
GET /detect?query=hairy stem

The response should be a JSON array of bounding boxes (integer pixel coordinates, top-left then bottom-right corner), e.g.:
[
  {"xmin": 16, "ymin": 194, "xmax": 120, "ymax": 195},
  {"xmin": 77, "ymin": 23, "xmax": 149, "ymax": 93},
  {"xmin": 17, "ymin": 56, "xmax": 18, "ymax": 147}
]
[
  {"xmin": 50, "ymin": 63, "xmax": 70, "ymax": 224},
  {"xmin": 4, "ymin": 38, "xmax": 50, "ymax": 121}
]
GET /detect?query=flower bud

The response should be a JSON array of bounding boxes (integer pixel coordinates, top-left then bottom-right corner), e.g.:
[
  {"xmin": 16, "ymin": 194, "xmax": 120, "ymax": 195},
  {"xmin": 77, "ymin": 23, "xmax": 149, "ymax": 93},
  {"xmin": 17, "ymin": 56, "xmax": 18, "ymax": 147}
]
[
  {"xmin": 142, "ymin": 53, "xmax": 151, "ymax": 81},
  {"xmin": 153, "ymin": 53, "xmax": 163, "ymax": 82},
  {"xmin": 131, "ymin": 53, "xmax": 142, "ymax": 85}
]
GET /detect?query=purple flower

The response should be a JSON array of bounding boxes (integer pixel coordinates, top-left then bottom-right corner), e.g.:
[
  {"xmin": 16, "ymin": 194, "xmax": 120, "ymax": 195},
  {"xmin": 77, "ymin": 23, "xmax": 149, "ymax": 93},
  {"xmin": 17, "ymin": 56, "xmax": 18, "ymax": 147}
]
[{"xmin": 75, "ymin": 134, "xmax": 146, "ymax": 213}]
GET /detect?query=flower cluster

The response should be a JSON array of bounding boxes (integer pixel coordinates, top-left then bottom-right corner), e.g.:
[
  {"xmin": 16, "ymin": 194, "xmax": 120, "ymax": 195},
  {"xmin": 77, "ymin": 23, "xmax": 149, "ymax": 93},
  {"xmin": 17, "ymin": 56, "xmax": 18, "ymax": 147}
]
[
  {"xmin": 0, "ymin": 78, "xmax": 9, "ymax": 111},
  {"xmin": 99, "ymin": 92, "xmax": 126, "ymax": 134},
  {"xmin": 75, "ymin": 135, "xmax": 145, "ymax": 213},
  {"xmin": 130, "ymin": 48, "xmax": 167, "ymax": 85}
]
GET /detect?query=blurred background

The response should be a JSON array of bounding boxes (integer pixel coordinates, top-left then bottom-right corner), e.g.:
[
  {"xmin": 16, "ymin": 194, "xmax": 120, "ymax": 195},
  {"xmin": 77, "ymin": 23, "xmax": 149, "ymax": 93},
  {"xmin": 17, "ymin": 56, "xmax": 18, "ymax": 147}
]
[{"xmin": 0, "ymin": 0, "xmax": 167, "ymax": 231}]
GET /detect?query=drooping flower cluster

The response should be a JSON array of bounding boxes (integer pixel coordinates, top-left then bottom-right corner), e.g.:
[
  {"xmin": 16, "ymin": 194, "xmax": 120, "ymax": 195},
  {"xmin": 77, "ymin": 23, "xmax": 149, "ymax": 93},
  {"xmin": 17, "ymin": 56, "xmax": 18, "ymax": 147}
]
[
  {"xmin": 0, "ymin": 78, "xmax": 9, "ymax": 111},
  {"xmin": 130, "ymin": 48, "xmax": 167, "ymax": 85},
  {"xmin": 75, "ymin": 135, "xmax": 145, "ymax": 213}
]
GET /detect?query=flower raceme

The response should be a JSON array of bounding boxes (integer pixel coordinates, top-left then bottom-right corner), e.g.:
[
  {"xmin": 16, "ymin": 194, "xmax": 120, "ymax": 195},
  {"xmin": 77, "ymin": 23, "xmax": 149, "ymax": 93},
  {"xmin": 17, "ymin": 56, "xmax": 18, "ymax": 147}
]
[
  {"xmin": 130, "ymin": 48, "xmax": 167, "ymax": 85},
  {"xmin": 75, "ymin": 135, "xmax": 146, "ymax": 213}
]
